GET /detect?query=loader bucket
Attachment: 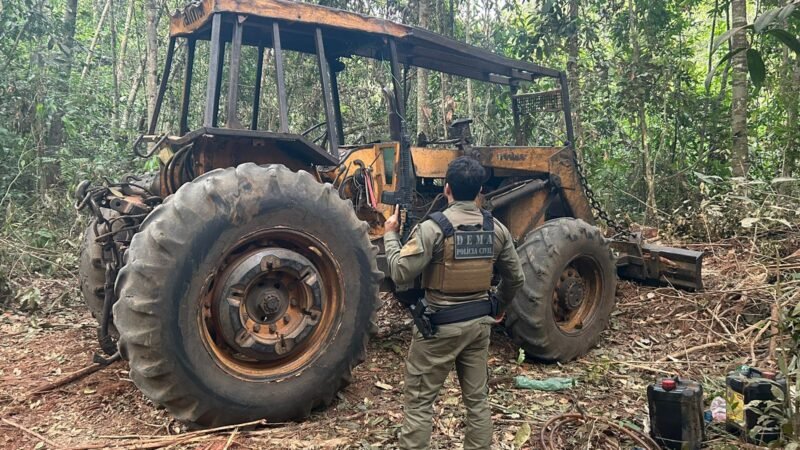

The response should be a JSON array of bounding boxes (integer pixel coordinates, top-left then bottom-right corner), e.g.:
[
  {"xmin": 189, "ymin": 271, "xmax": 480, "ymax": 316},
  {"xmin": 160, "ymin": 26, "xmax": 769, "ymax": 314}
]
[{"xmin": 612, "ymin": 237, "xmax": 704, "ymax": 291}]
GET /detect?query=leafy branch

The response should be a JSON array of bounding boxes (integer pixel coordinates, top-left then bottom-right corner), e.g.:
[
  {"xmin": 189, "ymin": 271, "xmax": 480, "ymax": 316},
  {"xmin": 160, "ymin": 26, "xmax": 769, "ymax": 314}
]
[{"xmin": 706, "ymin": 0, "xmax": 800, "ymax": 90}]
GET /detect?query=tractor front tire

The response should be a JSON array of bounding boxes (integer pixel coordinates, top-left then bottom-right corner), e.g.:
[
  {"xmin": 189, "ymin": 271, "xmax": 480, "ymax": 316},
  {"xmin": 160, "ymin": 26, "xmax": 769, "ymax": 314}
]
[
  {"xmin": 113, "ymin": 164, "xmax": 381, "ymax": 426},
  {"xmin": 506, "ymin": 218, "xmax": 616, "ymax": 362},
  {"xmin": 79, "ymin": 213, "xmax": 125, "ymax": 337}
]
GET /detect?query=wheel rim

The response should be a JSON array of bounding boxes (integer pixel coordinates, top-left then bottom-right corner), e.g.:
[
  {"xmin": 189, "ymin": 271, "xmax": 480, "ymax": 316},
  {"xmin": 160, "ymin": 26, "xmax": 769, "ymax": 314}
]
[
  {"xmin": 199, "ymin": 227, "xmax": 343, "ymax": 380},
  {"xmin": 552, "ymin": 255, "xmax": 603, "ymax": 335}
]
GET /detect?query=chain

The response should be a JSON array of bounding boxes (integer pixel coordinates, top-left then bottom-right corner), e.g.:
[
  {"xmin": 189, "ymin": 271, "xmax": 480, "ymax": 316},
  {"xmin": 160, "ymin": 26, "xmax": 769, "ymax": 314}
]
[{"xmin": 573, "ymin": 154, "xmax": 633, "ymax": 238}]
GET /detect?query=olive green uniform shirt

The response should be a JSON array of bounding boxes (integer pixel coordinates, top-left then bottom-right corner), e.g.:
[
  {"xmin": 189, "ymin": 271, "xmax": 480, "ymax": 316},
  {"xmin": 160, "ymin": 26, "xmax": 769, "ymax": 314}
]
[{"xmin": 384, "ymin": 201, "xmax": 524, "ymax": 308}]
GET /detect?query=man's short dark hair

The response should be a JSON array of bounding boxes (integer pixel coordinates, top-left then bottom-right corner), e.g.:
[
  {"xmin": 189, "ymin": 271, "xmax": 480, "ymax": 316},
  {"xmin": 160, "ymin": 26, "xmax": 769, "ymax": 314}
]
[{"xmin": 445, "ymin": 157, "xmax": 486, "ymax": 201}]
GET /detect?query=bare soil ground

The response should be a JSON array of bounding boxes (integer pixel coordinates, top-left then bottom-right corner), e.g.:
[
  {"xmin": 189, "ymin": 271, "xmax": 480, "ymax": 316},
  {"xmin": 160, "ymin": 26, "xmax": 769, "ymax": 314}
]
[{"xmin": 0, "ymin": 240, "xmax": 785, "ymax": 449}]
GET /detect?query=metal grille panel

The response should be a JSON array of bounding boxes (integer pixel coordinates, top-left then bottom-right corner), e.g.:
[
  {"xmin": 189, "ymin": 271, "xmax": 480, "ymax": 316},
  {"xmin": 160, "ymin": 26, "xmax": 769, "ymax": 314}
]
[{"xmin": 515, "ymin": 90, "xmax": 562, "ymax": 114}]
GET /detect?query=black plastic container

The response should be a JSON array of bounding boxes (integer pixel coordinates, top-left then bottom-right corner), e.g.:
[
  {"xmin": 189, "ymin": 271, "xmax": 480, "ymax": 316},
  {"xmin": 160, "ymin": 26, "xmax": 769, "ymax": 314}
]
[
  {"xmin": 726, "ymin": 367, "xmax": 788, "ymax": 444},
  {"xmin": 647, "ymin": 377, "xmax": 705, "ymax": 450}
]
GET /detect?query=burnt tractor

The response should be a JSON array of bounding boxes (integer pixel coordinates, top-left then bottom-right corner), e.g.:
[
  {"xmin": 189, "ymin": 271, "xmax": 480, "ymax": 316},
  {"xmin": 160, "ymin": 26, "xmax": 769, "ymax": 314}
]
[{"xmin": 75, "ymin": 0, "xmax": 703, "ymax": 427}]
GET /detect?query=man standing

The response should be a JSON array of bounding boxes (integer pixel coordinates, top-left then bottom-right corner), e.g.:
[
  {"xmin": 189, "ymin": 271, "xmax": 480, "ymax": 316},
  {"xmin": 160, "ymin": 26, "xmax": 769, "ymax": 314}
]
[{"xmin": 384, "ymin": 156, "xmax": 524, "ymax": 450}]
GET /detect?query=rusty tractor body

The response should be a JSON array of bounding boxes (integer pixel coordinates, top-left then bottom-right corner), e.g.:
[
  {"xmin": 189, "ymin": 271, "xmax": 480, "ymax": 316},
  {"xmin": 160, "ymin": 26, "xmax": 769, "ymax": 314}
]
[{"xmin": 76, "ymin": 0, "xmax": 703, "ymax": 427}]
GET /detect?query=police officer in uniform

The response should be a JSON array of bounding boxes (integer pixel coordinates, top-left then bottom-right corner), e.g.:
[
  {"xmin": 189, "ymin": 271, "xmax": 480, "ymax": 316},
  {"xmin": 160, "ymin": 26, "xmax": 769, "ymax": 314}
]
[{"xmin": 384, "ymin": 156, "xmax": 525, "ymax": 450}]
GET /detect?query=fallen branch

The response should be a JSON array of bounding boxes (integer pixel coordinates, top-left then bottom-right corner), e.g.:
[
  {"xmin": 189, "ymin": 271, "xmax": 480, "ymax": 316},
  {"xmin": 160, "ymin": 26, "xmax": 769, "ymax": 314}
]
[
  {"xmin": 1, "ymin": 417, "xmax": 60, "ymax": 449},
  {"xmin": 222, "ymin": 427, "xmax": 239, "ymax": 450},
  {"xmin": 615, "ymin": 361, "xmax": 678, "ymax": 376},
  {"xmin": 658, "ymin": 320, "xmax": 765, "ymax": 363},
  {"xmin": 750, "ymin": 319, "xmax": 772, "ymax": 366},
  {"xmin": 659, "ymin": 341, "xmax": 731, "ymax": 363},
  {"xmin": 768, "ymin": 299, "xmax": 780, "ymax": 362},
  {"xmin": 28, "ymin": 353, "xmax": 121, "ymax": 397},
  {"xmin": 66, "ymin": 419, "xmax": 267, "ymax": 450}
]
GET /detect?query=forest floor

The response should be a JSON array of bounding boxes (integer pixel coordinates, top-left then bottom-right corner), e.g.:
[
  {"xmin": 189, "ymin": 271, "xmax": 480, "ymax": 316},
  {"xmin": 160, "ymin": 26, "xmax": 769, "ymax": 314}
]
[{"xmin": 0, "ymin": 238, "xmax": 792, "ymax": 450}]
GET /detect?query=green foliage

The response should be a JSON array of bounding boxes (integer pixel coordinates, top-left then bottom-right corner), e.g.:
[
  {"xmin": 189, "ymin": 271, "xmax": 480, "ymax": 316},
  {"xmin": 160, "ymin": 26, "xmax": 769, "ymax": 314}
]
[
  {"xmin": 0, "ymin": 0, "xmax": 799, "ymax": 284},
  {"xmin": 709, "ymin": 1, "xmax": 800, "ymax": 91}
]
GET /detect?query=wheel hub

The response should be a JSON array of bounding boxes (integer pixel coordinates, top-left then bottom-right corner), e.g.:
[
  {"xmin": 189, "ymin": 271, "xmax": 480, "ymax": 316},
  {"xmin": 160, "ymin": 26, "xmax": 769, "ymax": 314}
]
[
  {"xmin": 557, "ymin": 268, "xmax": 585, "ymax": 311},
  {"xmin": 214, "ymin": 248, "xmax": 323, "ymax": 361}
]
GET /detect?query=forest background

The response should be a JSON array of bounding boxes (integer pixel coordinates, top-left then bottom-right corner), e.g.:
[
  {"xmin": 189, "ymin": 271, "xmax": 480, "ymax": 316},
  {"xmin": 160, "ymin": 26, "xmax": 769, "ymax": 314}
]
[
  {"xmin": 0, "ymin": 0, "xmax": 799, "ymax": 309},
  {"xmin": 2, "ymin": 0, "xmax": 800, "ymax": 277}
]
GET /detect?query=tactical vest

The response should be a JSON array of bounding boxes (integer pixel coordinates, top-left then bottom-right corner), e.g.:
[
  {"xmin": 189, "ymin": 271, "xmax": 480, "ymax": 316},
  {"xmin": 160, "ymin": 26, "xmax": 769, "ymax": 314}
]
[{"xmin": 422, "ymin": 209, "xmax": 495, "ymax": 295}]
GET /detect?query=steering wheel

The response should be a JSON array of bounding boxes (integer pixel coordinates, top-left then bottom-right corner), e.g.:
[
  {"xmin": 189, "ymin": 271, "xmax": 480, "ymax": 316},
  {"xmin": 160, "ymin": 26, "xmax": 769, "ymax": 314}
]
[{"xmin": 301, "ymin": 121, "xmax": 328, "ymax": 147}]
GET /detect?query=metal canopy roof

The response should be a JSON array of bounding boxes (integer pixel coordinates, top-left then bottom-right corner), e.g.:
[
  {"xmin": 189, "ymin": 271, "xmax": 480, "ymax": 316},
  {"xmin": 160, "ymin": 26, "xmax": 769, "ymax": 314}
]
[{"xmin": 169, "ymin": 0, "xmax": 562, "ymax": 85}]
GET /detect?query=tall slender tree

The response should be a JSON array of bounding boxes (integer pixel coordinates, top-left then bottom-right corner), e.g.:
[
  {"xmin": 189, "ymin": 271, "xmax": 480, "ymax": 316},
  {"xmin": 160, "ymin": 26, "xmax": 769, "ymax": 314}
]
[
  {"xmin": 567, "ymin": 0, "xmax": 582, "ymax": 152},
  {"xmin": 628, "ymin": 0, "xmax": 656, "ymax": 223},
  {"xmin": 416, "ymin": 0, "xmax": 431, "ymax": 139},
  {"xmin": 730, "ymin": 0, "xmax": 749, "ymax": 177},
  {"xmin": 43, "ymin": 0, "xmax": 79, "ymax": 189},
  {"xmin": 145, "ymin": 0, "xmax": 161, "ymax": 127}
]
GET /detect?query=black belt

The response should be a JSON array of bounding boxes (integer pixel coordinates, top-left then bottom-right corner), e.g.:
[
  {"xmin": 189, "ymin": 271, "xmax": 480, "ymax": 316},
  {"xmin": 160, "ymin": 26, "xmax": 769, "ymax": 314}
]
[
  {"xmin": 429, "ymin": 298, "xmax": 498, "ymax": 325},
  {"xmin": 409, "ymin": 296, "xmax": 498, "ymax": 339}
]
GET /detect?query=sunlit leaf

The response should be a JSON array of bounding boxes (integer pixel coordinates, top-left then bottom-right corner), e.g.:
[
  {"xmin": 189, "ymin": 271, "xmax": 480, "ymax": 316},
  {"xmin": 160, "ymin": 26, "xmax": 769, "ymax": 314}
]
[
  {"xmin": 754, "ymin": 7, "xmax": 782, "ymax": 32},
  {"xmin": 778, "ymin": 3, "xmax": 797, "ymax": 21},
  {"xmin": 711, "ymin": 24, "xmax": 753, "ymax": 55},
  {"xmin": 741, "ymin": 217, "xmax": 760, "ymax": 228},
  {"xmin": 512, "ymin": 422, "xmax": 531, "ymax": 448}
]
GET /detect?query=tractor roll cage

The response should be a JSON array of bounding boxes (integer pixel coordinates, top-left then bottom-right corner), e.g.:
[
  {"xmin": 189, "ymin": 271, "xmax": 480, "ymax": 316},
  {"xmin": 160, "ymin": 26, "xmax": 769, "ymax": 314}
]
[{"xmin": 149, "ymin": 0, "xmax": 575, "ymax": 158}]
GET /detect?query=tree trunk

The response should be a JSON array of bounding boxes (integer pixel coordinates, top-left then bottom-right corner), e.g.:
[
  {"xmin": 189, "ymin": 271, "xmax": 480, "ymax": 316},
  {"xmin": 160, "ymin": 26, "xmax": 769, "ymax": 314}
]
[
  {"xmin": 122, "ymin": 59, "xmax": 146, "ymax": 131},
  {"xmin": 145, "ymin": 0, "xmax": 161, "ymax": 129},
  {"xmin": 782, "ymin": 56, "xmax": 800, "ymax": 177},
  {"xmin": 780, "ymin": 0, "xmax": 799, "ymax": 178},
  {"xmin": 42, "ymin": 0, "xmax": 78, "ymax": 189},
  {"xmin": 629, "ymin": 0, "xmax": 656, "ymax": 223},
  {"xmin": 117, "ymin": 0, "xmax": 136, "ymax": 86},
  {"xmin": 416, "ymin": 0, "xmax": 431, "ymax": 139},
  {"xmin": 465, "ymin": 0, "xmax": 473, "ymax": 120},
  {"xmin": 80, "ymin": 0, "xmax": 111, "ymax": 81},
  {"xmin": 439, "ymin": 0, "xmax": 453, "ymax": 135},
  {"xmin": 110, "ymin": 0, "xmax": 120, "ymax": 131},
  {"xmin": 567, "ymin": 0, "xmax": 583, "ymax": 154},
  {"xmin": 730, "ymin": 0, "xmax": 749, "ymax": 177}
]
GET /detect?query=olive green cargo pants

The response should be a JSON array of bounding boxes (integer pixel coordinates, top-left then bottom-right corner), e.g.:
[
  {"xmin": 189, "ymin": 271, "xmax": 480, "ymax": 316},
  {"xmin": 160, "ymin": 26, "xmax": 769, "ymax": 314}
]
[{"xmin": 398, "ymin": 317, "xmax": 492, "ymax": 450}]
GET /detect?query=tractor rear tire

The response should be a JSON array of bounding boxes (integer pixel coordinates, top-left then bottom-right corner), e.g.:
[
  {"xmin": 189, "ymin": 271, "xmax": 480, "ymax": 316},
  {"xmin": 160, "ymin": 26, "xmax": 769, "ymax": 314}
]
[
  {"xmin": 79, "ymin": 218, "xmax": 109, "ymax": 322},
  {"xmin": 506, "ymin": 218, "xmax": 616, "ymax": 362},
  {"xmin": 113, "ymin": 164, "xmax": 381, "ymax": 427}
]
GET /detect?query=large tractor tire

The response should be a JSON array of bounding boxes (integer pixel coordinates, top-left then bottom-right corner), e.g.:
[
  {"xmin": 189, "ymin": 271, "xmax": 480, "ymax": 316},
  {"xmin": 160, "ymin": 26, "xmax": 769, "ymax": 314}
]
[
  {"xmin": 113, "ymin": 164, "xmax": 381, "ymax": 427},
  {"xmin": 79, "ymin": 218, "xmax": 110, "ymax": 321},
  {"xmin": 506, "ymin": 218, "xmax": 616, "ymax": 362}
]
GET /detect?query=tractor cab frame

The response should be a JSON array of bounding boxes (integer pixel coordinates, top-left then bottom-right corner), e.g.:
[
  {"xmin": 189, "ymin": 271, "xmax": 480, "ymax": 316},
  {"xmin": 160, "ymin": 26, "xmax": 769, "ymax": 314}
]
[{"xmin": 137, "ymin": 0, "xmax": 700, "ymax": 291}]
